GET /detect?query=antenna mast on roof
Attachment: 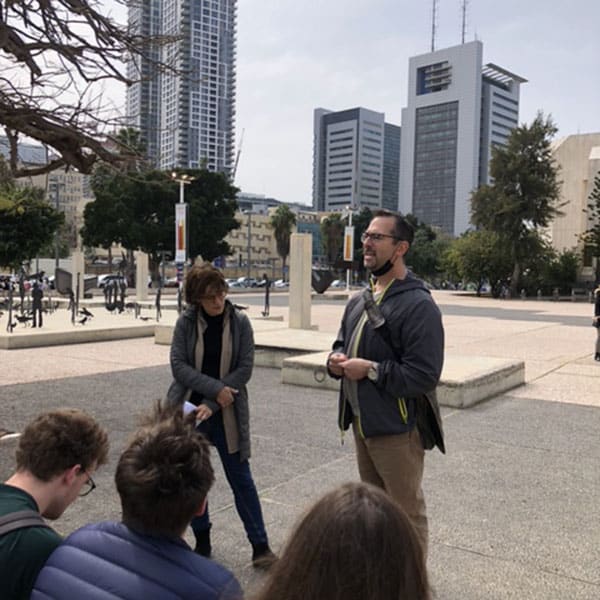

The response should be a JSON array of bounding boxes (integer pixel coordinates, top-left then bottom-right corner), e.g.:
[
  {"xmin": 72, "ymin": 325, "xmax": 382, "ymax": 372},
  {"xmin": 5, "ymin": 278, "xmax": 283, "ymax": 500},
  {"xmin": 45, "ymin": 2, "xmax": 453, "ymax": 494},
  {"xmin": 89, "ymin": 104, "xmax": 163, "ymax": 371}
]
[
  {"xmin": 430, "ymin": 0, "xmax": 438, "ymax": 52},
  {"xmin": 461, "ymin": 0, "xmax": 469, "ymax": 44}
]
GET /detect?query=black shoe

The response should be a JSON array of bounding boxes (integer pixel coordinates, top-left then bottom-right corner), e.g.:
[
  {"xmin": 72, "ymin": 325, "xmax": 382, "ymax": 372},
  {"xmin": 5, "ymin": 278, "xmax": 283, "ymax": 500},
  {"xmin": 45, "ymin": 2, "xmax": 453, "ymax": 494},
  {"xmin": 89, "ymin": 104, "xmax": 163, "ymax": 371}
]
[
  {"xmin": 252, "ymin": 542, "xmax": 278, "ymax": 570},
  {"xmin": 193, "ymin": 527, "xmax": 211, "ymax": 558}
]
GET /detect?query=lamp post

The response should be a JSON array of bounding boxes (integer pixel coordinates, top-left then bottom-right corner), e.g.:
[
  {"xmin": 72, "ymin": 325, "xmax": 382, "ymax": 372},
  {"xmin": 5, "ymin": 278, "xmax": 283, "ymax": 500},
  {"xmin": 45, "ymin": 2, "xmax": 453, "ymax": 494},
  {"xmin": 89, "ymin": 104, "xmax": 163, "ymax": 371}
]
[
  {"xmin": 171, "ymin": 172, "xmax": 195, "ymax": 284},
  {"xmin": 343, "ymin": 205, "xmax": 355, "ymax": 292},
  {"xmin": 243, "ymin": 209, "xmax": 253, "ymax": 280}
]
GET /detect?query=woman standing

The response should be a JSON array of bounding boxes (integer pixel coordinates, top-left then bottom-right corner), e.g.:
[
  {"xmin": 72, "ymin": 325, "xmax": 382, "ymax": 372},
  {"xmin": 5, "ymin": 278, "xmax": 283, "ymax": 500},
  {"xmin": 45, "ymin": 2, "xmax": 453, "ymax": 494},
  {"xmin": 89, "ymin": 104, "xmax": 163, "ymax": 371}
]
[
  {"xmin": 594, "ymin": 285, "xmax": 600, "ymax": 361},
  {"xmin": 167, "ymin": 264, "xmax": 276, "ymax": 568}
]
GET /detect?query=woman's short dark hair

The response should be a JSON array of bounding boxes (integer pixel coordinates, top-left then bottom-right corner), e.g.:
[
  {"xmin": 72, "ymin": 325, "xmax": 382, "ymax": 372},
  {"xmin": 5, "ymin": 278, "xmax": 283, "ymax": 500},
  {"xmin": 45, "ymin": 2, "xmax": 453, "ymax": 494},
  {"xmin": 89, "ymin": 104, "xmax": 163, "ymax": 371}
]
[
  {"xmin": 184, "ymin": 264, "xmax": 227, "ymax": 305},
  {"xmin": 16, "ymin": 409, "xmax": 109, "ymax": 480},
  {"xmin": 254, "ymin": 482, "xmax": 431, "ymax": 600},
  {"xmin": 115, "ymin": 405, "xmax": 215, "ymax": 537},
  {"xmin": 373, "ymin": 209, "xmax": 414, "ymax": 245}
]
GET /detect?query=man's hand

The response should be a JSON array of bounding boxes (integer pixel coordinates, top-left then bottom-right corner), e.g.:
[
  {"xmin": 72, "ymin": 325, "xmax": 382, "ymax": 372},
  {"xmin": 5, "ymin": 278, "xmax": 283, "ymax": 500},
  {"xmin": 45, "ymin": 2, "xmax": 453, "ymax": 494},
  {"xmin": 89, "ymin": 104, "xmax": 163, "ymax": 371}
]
[
  {"xmin": 196, "ymin": 404, "xmax": 213, "ymax": 422},
  {"xmin": 327, "ymin": 352, "xmax": 348, "ymax": 377},
  {"xmin": 339, "ymin": 358, "xmax": 372, "ymax": 381},
  {"xmin": 216, "ymin": 386, "xmax": 238, "ymax": 408}
]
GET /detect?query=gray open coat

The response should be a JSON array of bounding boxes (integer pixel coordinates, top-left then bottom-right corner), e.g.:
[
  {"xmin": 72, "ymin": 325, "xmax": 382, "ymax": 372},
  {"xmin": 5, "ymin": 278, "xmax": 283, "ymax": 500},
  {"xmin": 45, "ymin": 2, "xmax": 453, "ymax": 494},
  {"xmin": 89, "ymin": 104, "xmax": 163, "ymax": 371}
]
[{"xmin": 166, "ymin": 302, "xmax": 254, "ymax": 461}]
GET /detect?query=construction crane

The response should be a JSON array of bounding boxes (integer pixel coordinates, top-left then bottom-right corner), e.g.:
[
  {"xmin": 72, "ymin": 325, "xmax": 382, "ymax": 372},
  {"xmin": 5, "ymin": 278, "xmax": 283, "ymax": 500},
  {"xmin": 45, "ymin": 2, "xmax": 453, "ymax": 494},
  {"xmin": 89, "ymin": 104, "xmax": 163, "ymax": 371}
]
[{"xmin": 231, "ymin": 128, "xmax": 245, "ymax": 183}]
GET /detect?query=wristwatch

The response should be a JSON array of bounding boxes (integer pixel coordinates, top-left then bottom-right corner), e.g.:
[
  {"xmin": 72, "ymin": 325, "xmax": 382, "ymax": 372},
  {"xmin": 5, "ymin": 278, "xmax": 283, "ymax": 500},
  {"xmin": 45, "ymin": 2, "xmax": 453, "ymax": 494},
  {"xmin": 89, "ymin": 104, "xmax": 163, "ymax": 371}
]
[{"xmin": 367, "ymin": 362, "xmax": 379, "ymax": 382}]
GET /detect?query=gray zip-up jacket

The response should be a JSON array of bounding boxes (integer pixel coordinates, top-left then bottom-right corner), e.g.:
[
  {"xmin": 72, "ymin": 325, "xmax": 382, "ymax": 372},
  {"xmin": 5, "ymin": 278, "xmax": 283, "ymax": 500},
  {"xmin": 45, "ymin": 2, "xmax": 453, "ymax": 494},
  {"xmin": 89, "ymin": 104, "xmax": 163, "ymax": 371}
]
[
  {"xmin": 329, "ymin": 274, "xmax": 445, "ymax": 453},
  {"xmin": 166, "ymin": 302, "xmax": 254, "ymax": 460}
]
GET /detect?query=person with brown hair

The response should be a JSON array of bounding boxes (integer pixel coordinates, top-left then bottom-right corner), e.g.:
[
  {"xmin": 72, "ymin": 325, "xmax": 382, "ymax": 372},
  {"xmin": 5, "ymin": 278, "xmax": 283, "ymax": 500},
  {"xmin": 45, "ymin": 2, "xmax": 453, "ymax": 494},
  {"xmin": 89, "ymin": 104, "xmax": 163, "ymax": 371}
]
[
  {"xmin": 0, "ymin": 409, "xmax": 109, "ymax": 600},
  {"xmin": 254, "ymin": 482, "xmax": 431, "ymax": 600},
  {"xmin": 167, "ymin": 264, "xmax": 276, "ymax": 568},
  {"xmin": 32, "ymin": 405, "xmax": 242, "ymax": 600}
]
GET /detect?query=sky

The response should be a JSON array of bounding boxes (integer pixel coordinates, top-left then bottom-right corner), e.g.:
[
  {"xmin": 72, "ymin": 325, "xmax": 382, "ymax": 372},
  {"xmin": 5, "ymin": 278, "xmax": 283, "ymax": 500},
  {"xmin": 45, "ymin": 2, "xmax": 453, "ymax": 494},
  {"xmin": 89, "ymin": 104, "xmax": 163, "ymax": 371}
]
[{"xmin": 109, "ymin": 1, "xmax": 600, "ymax": 206}]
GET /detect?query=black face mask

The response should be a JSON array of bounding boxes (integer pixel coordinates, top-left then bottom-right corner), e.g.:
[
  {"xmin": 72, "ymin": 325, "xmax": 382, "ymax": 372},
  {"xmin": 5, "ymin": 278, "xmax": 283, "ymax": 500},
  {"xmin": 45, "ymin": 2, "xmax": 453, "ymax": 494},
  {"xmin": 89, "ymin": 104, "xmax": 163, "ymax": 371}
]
[{"xmin": 370, "ymin": 260, "xmax": 394, "ymax": 278}]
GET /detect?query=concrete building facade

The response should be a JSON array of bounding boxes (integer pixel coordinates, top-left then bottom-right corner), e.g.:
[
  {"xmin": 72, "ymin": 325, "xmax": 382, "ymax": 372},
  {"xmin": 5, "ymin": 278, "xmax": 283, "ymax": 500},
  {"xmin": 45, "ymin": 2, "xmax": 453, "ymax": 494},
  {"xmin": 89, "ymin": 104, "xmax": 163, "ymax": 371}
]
[
  {"xmin": 399, "ymin": 41, "xmax": 525, "ymax": 235},
  {"xmin": 312, "ymin": 107, "xmax": 400, "ymax": 213},
  {"xmin": 549, "ymin": 133, "xmax": 600, "ymax": 281}
]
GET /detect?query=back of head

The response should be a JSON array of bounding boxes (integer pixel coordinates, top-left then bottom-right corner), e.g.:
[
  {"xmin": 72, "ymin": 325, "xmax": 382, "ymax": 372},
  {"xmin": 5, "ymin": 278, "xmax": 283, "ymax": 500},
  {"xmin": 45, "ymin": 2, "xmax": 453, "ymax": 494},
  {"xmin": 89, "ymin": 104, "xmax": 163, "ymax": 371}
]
[
  {"xmin": 255, "ymin": 482, "xmax": 430, "ymax": 600},
  {"xmin": 115, "ymin": 404, "xmax": 214, "ymax": 537},
  {"xmin": 16, "ymin": 409, "xmax": 109, "ymax": 480}
]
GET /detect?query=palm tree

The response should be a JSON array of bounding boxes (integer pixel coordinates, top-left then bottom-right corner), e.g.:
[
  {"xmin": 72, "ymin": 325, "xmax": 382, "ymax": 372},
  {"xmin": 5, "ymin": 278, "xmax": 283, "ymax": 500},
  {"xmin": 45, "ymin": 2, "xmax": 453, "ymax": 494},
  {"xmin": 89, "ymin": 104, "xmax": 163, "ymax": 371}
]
[
  {"xmin": 269, "ymin": 205, "xmax": 297, "ymax": 279},
  {"xmin": 320, "ymin": 213, "xmax": 345, "ymax": 269}
]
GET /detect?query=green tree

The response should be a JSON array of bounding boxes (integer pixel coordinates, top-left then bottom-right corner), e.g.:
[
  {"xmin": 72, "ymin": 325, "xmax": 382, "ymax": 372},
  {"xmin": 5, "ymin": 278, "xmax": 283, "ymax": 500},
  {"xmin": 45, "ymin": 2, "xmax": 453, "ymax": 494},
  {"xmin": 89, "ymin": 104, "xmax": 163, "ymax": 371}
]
[
  {"xmin": 541, "ymin": 249, "xmax": 580, "ymax": 295},
  {"xmin": 443, "ymin": 230, "xmax": 512, "ymax": 296},
  {"xmin": 471, "ymin": 112, "xmax": 562, "ymax": 295},
  {"xmin": 320, "ymin": 213, "xmax": 345, "ymax": 269},
  {"xmin": 404, "ymin": 214, "xmax": 450, "ymax": 282},
  {"xmin": 581, "ymin": 171, "xmax": 600, "ymax": 283},
  {"xmin": 268, "ymin": 204, "xmax": 297, "ymax": 279},
  {"xmin": 0, "ymin": 185, "xmax": 64, "ymax": 270},
  {"xmin": 82, "ymin": 166, "xmax": 239, "ymax": 282}
]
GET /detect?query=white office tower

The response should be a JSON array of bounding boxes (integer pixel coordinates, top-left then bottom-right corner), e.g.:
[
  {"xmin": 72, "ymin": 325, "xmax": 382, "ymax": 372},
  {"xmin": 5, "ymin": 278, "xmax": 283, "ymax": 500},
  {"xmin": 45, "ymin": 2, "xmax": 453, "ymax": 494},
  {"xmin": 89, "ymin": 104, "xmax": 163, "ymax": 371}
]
[
  {"xmin": 127, "ymin": 0, "xmax": 237, "ymax": 174},
  {"xmin": 399, "ymin": 41, "xmax": 526, "ymax": 235},
  {"xmin": 312, "ymin": 107, "xmax": 400, "ymax": 212}
]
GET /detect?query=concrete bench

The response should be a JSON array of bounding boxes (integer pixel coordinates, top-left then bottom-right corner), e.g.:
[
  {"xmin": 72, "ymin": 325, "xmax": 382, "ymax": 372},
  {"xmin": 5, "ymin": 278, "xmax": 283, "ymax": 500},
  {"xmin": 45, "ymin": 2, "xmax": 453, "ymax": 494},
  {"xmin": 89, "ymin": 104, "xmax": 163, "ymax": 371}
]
[
  {"xmin": 570, "ymin": 288, "xmax": 592, "ymax": 302},
  {"xmin": 280, "ymin": 351, "xmax": 525, "ymax": 409},
  {"xmin": 155, "ymin": 323, "xmax": 525, "ymax": 408}
]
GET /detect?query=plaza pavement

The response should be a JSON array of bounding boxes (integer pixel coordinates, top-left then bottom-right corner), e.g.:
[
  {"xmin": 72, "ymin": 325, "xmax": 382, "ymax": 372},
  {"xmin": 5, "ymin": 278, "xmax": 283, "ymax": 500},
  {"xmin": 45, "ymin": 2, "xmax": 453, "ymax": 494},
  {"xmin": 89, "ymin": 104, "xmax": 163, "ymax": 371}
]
[{"xmin": 0, "ymin": 291, "xmax": 599, "ymax": 598}]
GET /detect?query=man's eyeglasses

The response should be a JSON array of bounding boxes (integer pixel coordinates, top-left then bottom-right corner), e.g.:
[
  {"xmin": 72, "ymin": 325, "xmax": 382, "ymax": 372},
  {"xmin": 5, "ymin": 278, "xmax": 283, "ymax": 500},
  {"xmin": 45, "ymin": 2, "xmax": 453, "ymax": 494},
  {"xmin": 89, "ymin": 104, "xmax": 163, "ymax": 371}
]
[
  {"xmin": 79, "ymin": 471, "xmax": 96, "ymax": 497},
  {"xmin": 360, "ymin": 232, "xmax": 400, "ymax": 243}
]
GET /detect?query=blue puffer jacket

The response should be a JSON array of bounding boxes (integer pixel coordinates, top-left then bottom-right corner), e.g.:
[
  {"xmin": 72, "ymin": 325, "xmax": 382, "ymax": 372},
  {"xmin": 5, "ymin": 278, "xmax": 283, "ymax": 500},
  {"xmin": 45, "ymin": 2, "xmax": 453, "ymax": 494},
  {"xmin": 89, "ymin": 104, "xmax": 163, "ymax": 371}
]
[{"xmin": 31, "ymin": 521, "xmax": 243, "ymax": 600}]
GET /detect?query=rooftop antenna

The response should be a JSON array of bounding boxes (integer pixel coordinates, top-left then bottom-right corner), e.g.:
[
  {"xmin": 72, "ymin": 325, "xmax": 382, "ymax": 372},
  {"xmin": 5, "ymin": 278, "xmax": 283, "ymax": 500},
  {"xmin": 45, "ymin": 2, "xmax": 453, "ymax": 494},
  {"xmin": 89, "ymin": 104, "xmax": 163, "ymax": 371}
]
[
  {"xmin": 461, "ymin": 0, "xmax": 469, "ymax": 44},
  {"xmin": 431, "ymin": 0, "xmax": 438, "ymax": 51}
]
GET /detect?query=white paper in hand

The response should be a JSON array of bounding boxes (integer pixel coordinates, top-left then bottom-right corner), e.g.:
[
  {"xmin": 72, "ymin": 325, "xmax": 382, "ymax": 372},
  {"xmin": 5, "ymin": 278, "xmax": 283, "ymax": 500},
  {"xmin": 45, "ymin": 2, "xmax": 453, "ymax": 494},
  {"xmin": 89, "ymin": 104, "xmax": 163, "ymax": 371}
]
[{"xmin": 183, "ymin": 401, "xmax": 197, "ymax": 416}]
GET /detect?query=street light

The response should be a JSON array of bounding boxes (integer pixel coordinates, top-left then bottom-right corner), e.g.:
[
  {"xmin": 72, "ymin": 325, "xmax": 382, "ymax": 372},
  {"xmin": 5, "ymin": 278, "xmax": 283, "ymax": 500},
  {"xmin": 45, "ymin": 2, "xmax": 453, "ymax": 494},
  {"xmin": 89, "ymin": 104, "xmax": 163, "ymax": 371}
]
[
  {"xmin": 170, "ymin": 172, "xmax": 195, "ymax": 284},
  {"xmin": 171, "ymin": 172, "xmax": 195, "ymax": 204},
  {"xmin": 343, "ymin": 205, "xmax": 356, "ymax": 292},
  {"xmin": 243, "ymin": 209, "xmax": 253, "ymax": 280}
]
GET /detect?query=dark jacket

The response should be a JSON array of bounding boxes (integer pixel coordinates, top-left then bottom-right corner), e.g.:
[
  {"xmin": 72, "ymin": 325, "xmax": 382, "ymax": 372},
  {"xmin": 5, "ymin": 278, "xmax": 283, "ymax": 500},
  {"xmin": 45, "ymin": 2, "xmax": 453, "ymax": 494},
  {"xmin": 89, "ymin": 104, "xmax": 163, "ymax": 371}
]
[
  {"xmin": 330, "ymin": 274, "xmax": 445, "ymax": 453},
  {"xmin": 31, "ymin": 521, "xmax": 243, "ymax": 600},
  {"xmin": 166, "ymin": 301, "xmax": 254, "ymax": 460}
]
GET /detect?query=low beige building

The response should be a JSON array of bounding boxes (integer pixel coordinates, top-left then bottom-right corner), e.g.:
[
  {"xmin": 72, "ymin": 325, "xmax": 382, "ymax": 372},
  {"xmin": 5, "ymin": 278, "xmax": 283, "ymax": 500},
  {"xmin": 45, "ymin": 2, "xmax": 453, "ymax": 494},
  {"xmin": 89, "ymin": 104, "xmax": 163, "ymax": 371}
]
[{"xmin": 549, "ymin": 133, "xmax": 600, "ymax": 282}]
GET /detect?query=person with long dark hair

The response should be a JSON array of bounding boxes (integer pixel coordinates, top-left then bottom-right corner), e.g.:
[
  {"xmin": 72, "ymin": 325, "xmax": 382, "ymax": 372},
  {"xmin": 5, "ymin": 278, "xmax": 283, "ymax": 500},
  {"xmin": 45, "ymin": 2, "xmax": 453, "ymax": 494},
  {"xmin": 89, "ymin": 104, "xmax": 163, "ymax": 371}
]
[{"xmin": 254, "ymin": 482, "xmax": 431, "ymax": 600}]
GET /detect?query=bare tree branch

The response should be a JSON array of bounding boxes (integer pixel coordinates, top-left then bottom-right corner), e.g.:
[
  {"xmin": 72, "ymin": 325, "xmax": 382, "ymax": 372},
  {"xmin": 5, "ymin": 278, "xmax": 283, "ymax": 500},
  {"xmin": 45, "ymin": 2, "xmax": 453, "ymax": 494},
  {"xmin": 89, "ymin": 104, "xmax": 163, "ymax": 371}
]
[{"xmin": 0, "ymin": 0, "xmax": 178, "ymax": 177}]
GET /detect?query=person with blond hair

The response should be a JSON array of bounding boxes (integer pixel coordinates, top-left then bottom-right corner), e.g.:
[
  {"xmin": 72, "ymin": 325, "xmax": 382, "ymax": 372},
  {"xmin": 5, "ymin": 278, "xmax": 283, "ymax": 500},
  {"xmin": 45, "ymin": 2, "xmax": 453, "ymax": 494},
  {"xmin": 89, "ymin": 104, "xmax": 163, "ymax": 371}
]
[{"xmin": 254, "ymin": 482, "xmax": 431, "ymax": 600}]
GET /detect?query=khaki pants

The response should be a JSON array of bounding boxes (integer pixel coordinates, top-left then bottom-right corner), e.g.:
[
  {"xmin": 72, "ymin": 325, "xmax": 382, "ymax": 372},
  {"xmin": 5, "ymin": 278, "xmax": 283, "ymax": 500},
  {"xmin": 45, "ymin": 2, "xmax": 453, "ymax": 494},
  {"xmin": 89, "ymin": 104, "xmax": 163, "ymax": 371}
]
[{"xmin": 352, "ymin": 420, "xmax": 428, "ymax": 556}]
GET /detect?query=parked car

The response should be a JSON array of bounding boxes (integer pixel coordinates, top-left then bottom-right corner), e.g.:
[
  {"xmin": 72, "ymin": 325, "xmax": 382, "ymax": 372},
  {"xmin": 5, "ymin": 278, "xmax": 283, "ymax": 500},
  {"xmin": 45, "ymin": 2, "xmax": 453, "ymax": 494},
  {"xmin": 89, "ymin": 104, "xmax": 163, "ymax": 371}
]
[
  {"xmin": 273, "ymin": 279, "xmax": 288, "ymax": 288},
  {"xmin": 330, "ymin": 279, "xmax": 346, "ymax": 288},
  {"xmin": 236, "ymin": 277, "xmax": 258, "ymax": 287},
  {"xmin": 97, "ymin": 274, "xmax": 127, "ymax": 289}
]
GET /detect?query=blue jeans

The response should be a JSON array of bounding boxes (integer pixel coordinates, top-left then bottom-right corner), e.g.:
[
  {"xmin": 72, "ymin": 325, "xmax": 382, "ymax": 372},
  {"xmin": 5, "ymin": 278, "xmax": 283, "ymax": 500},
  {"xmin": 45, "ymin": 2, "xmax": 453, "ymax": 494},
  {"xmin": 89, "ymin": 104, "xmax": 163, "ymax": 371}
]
[{"xmin": 192, "ymin": 413, "xmax": 267, "ymax": 546}]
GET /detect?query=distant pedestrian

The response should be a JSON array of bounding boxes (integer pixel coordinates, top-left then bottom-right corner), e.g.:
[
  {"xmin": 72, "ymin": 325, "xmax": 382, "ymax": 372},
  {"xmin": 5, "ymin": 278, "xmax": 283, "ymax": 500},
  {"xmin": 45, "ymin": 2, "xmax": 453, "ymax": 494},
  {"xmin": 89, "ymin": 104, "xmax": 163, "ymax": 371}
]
[
  {"xmin": 31, "ymin": 282, "xmax": 44, "ymax": 328},
  {"xmin": 593, "ymin": 285, "xmax": 600, "ymax": 361},
  {"xmin": 261, "ymin": 273, "xmax": 270, "ymax": 317}
]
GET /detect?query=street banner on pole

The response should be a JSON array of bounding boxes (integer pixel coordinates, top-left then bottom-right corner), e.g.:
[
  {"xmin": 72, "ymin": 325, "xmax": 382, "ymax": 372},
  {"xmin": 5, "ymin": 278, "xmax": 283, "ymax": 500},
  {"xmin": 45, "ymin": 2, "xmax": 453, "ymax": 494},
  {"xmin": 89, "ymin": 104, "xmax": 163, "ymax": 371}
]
[
  {"xmin": 343, "ymin": 226, "xmax": 354, "ymax": 262},
  {"xmin": 175, "ymin": 203, "xmax": 188, "ymax": 264}
]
